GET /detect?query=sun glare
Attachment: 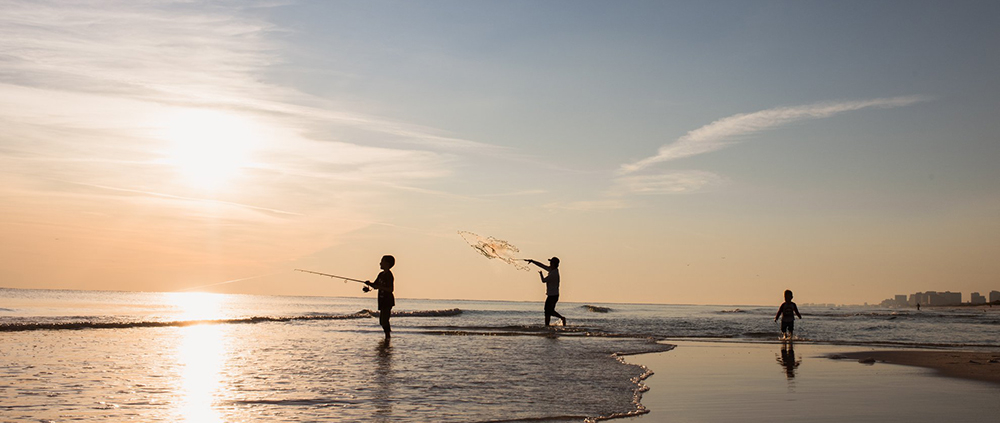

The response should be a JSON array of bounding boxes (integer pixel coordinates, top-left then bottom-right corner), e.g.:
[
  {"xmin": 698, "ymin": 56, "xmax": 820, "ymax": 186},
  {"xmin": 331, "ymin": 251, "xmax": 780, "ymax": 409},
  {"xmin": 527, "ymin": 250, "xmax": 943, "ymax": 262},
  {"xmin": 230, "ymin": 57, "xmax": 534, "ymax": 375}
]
[
  {"xmin": 158, "ymin": 109, "xmax": 261, "ymax": 189},
  {"xmin": 166, "ymin": 291, "xmax": 227, "ymax": 321},
  {"xmin": 177, "ymin": 324, "xmax": 227, "ymax": 422}
]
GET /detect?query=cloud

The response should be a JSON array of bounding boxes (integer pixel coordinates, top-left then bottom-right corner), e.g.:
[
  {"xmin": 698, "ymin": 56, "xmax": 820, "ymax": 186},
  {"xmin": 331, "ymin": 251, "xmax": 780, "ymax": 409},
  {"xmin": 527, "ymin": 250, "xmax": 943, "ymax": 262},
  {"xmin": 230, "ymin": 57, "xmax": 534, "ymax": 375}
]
[
  {"xmin": 613, "ymin": 171, "xmax": 725, "ymax": 195},
  {"xmin": 0, "ymin": 0, "xmax": 500, "ymax": 156},
  {"xmin": 0, "ymin": 0, "xmax": 515, "ymax": 214},
  {"xmin": 63, "ymin": 181, "xmax": 304, "ymax": 217},
  {"xmin": 482, "ymin": 189, "xmax": 548, "ymax": 197},
  {"xmin": 0, "ymin": 0, "xmax": 504, "ymax": 284},
  {"xmin": 620, "ymin": 96, "xmax": 929, "ymax": 174},
  {"xmin": 543, "ymin": 199, "xmax": 629, "ymax": 211}
]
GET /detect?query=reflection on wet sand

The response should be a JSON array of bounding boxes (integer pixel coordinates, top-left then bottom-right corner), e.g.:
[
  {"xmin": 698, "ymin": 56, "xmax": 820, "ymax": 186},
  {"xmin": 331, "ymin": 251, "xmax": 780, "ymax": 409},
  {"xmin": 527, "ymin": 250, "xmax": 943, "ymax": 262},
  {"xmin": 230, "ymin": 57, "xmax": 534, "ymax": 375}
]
[
  {"xmin": 374, "ymin": 338, "xmax": 394, "ymax": 421},
  {"xmin": 776, "ymin": 342, "xmax": 801, "ymax": 380}
]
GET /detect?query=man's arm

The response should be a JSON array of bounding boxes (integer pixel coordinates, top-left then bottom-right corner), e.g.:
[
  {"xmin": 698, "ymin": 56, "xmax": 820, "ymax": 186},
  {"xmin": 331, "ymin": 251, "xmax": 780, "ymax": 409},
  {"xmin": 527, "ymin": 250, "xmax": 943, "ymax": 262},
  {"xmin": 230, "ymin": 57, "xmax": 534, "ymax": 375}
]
[{"xmin": 524, "ymin": 259, "xmax": 551, "ymax": 272}]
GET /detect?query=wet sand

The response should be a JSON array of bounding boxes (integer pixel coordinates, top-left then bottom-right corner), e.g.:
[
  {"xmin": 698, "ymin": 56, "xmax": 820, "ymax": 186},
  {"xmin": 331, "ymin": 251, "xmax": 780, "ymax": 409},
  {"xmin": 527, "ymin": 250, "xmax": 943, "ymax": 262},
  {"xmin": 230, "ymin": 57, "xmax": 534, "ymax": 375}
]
[
  {"xmin": 832, "ymin": 350, "xmax": 1000, "ymax": 385},
  {"xmin": 626, "ymin": 340, "xmax": 1000, "ymax": 423}
]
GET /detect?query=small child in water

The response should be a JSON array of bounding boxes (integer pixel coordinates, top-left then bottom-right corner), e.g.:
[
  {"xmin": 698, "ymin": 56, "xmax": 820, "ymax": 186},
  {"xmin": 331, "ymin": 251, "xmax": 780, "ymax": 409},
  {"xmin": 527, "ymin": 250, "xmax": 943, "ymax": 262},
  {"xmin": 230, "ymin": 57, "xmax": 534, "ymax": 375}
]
[{"xmin": 774, "ymin": 289, "xmax": 802, "ymax": 340}]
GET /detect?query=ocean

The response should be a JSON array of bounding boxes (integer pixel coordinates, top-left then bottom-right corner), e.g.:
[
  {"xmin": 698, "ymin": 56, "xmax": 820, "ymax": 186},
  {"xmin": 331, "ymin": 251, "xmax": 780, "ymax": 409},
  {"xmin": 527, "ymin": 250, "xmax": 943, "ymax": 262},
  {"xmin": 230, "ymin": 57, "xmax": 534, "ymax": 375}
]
[{"xmin": 3, "ymin": 288, "xmax": 1000, "ymax": 422}]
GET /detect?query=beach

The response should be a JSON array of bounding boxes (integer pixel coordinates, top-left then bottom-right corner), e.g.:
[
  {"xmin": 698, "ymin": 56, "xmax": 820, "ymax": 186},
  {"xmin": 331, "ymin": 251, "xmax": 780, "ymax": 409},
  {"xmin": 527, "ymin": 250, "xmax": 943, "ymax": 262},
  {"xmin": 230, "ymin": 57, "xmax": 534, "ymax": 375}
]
[
  {"xmin": 4, "ymin": 289, "xmax": 1000, "ymax": 422},
  {"xmin": 628, "ymin": 341, "xmax": 1000, "ymax": 423},
  {"xmin": 4, "ymin": 1, "xmax": 1000, "ymax": 421},
  {"xmin": 832, "ymin": 349, "xmax": 1000, "ymax": 385}
]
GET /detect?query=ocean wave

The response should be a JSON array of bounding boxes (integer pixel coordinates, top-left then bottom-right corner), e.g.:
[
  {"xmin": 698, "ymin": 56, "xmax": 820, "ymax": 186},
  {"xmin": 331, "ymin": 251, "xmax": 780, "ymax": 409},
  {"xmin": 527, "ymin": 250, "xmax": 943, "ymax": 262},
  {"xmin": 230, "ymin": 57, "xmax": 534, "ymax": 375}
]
[
  {"xmin": 0, "ymin": 308, "xmax": 464, "ymax": 332},
  {"xmin": 0, "ymin": 312, "xmax": 372, "ymax": 332},
  {"xmin": 805, "ymin": 311, "xmax": 952, "ymax": 319},
  {"xmin": 0, "ymin": 308, "xmax": 14, "ymax": 312},
  {"xmin": 582, "ymin": 305, "xmax": 613, "ymax": 313},
  {"xmin": 718, "ymin": 308, "xmax": 746, "ymax": 313},
  {"xmin": 416, "ymin": 324, "xmax": 605, "ymax": 337},
  {"xmin": 222, "ymin": 398, "xmax": 363, "ymax": 407},
  {"xmin": 368, "ymin": 308, "xmax": 463, "ymax": 317}
]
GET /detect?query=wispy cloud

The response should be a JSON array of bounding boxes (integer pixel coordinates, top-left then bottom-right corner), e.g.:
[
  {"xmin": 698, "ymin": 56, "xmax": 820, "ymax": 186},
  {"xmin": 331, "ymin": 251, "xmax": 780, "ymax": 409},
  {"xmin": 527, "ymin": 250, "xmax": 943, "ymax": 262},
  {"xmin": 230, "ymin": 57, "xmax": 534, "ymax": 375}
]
[
  {"xmin": 0, "ymin": 0, "xmax": 507, "ymax": 284},
  {"xmin": 543, "ymin": 199, "xmax": 629, "ymax": 212},
  {"xmin": 613, "ymin": 171, "xmax": 725, "ymax": 195},
  {"xmin": 64, "ymin": 181, "xmax": 304, "ymax": 217},
  {"xmin": 0, "ymin": 0, "xmax": 501, "ymax": 157},
  {"xmin": 620, "ymin": 96, "xmax": 929, "ymax": 174},
  {"xmin": 482, "ymin": 189, "xmax": 548, "ymax": 197}
]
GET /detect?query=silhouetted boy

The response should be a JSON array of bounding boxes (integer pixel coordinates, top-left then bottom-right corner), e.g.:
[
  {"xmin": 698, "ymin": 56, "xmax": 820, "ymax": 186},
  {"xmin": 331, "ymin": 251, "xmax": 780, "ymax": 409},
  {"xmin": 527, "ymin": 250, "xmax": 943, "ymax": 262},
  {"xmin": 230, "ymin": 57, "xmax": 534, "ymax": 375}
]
[
  {"xmin": 525, "ymin": 257, "xmax": 566, "ymax": 326},
  {"xmin": 364, "ymin": 255, "xmax": 395, "ymax": 338},
  {"xmin": 774, "ymin": 289, "xmax": 802, "ymax": 340}
]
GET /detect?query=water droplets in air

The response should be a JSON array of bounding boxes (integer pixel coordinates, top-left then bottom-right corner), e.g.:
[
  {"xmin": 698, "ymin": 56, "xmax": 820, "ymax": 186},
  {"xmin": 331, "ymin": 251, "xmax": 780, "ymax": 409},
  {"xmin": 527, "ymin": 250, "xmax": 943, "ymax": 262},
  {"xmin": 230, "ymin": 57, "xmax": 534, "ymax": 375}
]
[{"xmin": 458, "ymin": 231, "xmax": 529, "ymax": 271}]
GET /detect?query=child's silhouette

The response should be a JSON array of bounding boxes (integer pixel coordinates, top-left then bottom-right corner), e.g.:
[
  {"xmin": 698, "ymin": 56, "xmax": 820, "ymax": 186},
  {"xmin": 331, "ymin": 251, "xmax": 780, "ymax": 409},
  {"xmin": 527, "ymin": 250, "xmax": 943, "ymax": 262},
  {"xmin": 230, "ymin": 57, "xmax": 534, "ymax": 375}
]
[
  {"xmin": 364, "ymin": 255, "xmax": 395, "ymax": 339},
  {"xmin": 774, "ymin": 289, "xmax": 802, "ymax": 340}
]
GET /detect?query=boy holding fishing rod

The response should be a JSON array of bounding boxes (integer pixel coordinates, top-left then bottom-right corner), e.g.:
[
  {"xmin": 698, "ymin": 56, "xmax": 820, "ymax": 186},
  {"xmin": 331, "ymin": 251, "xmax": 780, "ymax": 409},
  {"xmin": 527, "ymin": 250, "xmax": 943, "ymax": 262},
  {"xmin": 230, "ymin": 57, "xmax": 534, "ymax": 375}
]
[{"xmin": 364, "ymin": 255, "xmax": 395, "ymax": 339}]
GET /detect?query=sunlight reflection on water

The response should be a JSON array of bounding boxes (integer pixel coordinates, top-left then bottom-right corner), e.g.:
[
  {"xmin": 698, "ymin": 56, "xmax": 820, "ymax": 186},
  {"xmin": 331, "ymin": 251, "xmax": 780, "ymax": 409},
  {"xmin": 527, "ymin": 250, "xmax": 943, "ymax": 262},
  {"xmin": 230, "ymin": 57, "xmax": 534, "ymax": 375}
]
[{"xmin": 176, "ymin": 325, "xmax": 227, "ymax": 422}]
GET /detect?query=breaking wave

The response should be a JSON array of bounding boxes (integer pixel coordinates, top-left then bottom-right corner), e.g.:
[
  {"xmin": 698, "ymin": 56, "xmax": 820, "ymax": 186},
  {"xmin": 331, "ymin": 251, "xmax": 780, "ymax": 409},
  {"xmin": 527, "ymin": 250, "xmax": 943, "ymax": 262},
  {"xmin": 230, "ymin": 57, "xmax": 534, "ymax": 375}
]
[
  {"xmin": 369, "ymin": 308, "xmax": 463, "ymax": 317},
  {"xmin": 0, "ymin": 308, "xmax": 463, "ymax": 332},
  {"xmin": 583, "ymin": 305, "xmax": 613, "ymax": 313}
]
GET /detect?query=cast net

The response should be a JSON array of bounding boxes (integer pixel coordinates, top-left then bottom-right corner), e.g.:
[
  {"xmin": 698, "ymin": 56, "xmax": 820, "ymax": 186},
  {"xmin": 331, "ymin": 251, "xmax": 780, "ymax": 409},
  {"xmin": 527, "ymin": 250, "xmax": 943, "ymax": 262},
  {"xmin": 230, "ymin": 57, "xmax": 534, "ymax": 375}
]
[{"xmin": 458, "ymin": 231, "xmax": 529, "ymax": 271}]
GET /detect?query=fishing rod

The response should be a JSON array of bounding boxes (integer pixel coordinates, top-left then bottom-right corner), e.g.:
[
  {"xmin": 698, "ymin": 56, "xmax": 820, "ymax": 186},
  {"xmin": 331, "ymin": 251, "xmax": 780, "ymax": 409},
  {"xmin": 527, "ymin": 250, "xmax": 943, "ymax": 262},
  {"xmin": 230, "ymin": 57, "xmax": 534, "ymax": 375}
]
[{"xmin": 294, "ymin": 269, "xmax": 367, "ymax": 284}]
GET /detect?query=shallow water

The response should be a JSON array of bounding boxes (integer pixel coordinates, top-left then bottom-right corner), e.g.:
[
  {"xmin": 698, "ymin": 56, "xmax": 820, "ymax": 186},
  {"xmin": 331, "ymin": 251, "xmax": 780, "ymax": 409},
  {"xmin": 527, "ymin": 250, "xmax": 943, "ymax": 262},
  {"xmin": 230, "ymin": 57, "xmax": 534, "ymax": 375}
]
[
  {"xmin": 2, "ymin": 290, "xmax": 668, "ymax": 422},
  {"xmin": 2, "ymin": 288, "xmax": 999, "ymax": 422},
  {"xmin": 630, "ymin": 341, "xmax": 1000, "ymax": 423},
  {"xmin": 3, "ymin": 324, "xmax": 663, "ymax": 422}
]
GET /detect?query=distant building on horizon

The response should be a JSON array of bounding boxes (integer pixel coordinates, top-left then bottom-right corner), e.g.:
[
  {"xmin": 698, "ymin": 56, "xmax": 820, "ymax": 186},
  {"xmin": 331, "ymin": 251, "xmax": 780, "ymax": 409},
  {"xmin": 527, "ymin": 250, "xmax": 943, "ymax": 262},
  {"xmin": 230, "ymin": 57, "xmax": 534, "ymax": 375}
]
[
  {"xmin": 929, "ymin": 291, "xmax": 962, "ymax": 306},
  {"xmin": 902, "ymin": 291, "xmax": 962, "ymax": 307},
  {"xmin": 880, "ymin": 294, "xmax": 909, "ymax": 308},
  {"xmin": 883, "ymin": 290, "xmax": 1000, "ymax": 308}
]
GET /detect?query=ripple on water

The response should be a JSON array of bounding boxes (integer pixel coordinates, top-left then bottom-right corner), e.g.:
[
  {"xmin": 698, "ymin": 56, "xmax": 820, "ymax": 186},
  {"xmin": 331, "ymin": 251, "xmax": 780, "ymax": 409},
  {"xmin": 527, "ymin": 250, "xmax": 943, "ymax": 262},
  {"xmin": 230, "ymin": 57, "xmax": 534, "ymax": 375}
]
[{"xmin": 1, "ymin": 321, "xmax": 667, "ymax": 422}]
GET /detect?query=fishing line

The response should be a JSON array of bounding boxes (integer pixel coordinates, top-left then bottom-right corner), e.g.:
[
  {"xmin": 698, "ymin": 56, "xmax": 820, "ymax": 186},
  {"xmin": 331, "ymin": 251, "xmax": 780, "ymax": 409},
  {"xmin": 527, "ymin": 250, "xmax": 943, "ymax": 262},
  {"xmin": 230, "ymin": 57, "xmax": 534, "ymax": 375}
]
[{"xmin": 175, "ymin": 272, "xmax": 282, "ymax": 292}]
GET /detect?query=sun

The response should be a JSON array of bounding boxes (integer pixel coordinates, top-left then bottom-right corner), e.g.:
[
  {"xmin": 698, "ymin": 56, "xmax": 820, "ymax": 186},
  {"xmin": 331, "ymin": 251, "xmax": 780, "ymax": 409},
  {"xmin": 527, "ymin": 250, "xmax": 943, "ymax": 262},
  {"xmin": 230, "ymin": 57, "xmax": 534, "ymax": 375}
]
[{"xmin": 158, "ymin": 109, "xmax": 261, "ymax": 189}]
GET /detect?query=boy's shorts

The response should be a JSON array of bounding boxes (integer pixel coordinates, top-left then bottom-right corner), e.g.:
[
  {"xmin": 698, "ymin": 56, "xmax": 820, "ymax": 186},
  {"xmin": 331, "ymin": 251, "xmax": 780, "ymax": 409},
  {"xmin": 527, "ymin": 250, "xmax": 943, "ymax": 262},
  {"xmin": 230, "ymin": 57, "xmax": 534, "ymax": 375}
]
[
  {"xmin": 378, "ymin": 294, "xmax": 395, "ymax": 310},
  {"xmin": 781, "ymin": 320, "xmax": 794, "ymax": 333}
]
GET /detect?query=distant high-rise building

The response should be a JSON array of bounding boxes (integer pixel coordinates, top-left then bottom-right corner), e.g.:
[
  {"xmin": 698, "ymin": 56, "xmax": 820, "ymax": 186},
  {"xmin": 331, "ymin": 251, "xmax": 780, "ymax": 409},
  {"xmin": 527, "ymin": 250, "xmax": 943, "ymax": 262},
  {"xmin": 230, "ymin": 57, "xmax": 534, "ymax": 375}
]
[
  {"xmin": 909, "ymin": 292, "xmax": 928, "ymax": 306},
  {"xmin": 971, "ymin": 292, "xmax": 986, "ymax": 305},
  {"xmin": 880, "ymin": 295, "xmax": 909, "ymax": 308},
  {"xmin": 907, "ymin": 291, "xmax": 962, "ymax": 306},
  {"xmin": 991, "ymin": 291, "xmax": 1000, "ymax": 303},
  {"xmin": 930, "ymin": 291, "xmax": 962, "ymax": 305}
]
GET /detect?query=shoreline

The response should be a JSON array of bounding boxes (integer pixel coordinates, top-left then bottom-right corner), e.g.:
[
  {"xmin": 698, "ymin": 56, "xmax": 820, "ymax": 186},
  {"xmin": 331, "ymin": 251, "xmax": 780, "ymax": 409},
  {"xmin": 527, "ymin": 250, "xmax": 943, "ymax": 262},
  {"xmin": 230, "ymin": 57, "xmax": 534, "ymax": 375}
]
[
  {"xmin": 831, "ymin": 349, "xmax": 1000, "ymax": 385},
  {"xmin": 625, "ymin": 340, "xmax": 1000, "ymax": 422},
  {"xmin": 637, "ymin": 338, "xmax": 1000, "ymax": 385}
]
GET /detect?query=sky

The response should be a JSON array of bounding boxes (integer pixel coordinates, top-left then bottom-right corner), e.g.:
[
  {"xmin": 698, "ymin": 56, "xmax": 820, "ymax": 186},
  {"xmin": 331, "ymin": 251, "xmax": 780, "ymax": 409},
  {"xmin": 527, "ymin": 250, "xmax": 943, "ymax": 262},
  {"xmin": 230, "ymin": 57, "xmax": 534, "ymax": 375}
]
[{"xmin": 1, "ymin": 0, "xmax": 999, "ymax": 306}]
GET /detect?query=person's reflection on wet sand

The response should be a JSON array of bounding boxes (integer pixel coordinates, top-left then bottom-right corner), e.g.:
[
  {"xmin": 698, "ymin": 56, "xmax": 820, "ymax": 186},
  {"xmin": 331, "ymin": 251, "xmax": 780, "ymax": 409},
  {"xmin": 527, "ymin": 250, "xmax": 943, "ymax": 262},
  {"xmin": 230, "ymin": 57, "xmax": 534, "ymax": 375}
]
[
  {"xmin": 776, "ymin": 342, "xmax": 801, "ymax": 379},
  {"xmin": 373, "ymin": 338, "xmax": 393, "ymax": 421}
]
